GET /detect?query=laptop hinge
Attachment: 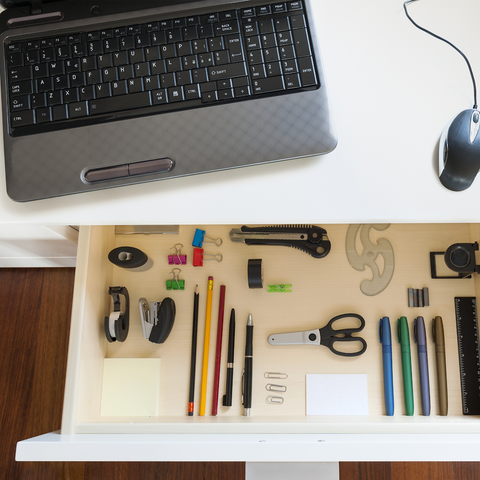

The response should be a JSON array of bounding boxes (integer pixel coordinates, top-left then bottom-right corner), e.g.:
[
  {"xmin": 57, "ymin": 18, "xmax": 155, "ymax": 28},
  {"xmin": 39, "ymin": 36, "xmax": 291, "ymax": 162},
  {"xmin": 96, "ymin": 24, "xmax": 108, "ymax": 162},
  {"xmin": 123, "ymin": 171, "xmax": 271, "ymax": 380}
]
[{"xmin": 30, "ymin": 0, "xmax": 43, "ymax": 15}]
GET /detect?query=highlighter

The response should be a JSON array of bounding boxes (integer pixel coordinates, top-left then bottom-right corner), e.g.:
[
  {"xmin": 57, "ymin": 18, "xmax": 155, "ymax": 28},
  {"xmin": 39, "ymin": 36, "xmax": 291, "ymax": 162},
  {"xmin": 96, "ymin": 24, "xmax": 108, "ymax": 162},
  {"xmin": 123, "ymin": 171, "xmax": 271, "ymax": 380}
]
[
  {"xmin": 432, "ymin": 316, "xmax": 448, "ymax": 415},
  {"xmin": 379, "ymin": 317, "xmax": 394, "ymax": 416},
  {"xmin": 397, "ymin": 316, "xmax": 414, "ymax": 416},
  {"xmin": 413, "ymin": 316, "xmax": 430, "ymax": 416}
]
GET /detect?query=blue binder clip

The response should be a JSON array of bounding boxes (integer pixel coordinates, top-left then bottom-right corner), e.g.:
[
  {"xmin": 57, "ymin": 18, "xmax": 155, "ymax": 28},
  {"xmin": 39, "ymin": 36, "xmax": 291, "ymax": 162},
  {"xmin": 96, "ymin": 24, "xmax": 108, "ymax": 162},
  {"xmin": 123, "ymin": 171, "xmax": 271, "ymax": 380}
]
[{"xmin": 192, "ymin": 228, "xmax": 222, "ymax": 248}]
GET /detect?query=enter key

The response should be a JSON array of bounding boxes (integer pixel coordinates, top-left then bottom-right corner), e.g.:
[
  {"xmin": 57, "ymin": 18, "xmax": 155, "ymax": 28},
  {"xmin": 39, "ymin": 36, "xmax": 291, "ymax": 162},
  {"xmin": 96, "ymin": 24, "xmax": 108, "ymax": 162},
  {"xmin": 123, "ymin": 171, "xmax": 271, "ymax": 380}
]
[{"xmin": 297, "ymin": 56, "xmax": 318, "ymax": 87}]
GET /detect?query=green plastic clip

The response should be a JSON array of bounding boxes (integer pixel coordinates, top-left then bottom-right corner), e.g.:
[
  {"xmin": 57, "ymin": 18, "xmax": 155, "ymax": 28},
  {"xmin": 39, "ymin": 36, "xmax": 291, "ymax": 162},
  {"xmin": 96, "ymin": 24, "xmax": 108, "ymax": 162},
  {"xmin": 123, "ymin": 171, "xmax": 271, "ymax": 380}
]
[
  {"xmin": 166, "ymin": 268, "xmax": 185, "ymax": 290},
  {"xmin": 267, "ymin": 284, "xmax": 292, "ymax": 293}
]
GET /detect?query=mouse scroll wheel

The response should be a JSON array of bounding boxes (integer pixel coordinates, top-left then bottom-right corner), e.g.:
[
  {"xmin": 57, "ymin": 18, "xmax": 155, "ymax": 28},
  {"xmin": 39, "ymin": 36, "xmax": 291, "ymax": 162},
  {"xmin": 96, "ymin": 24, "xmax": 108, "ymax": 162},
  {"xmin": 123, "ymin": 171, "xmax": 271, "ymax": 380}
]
[{"xmin": 470, "ymin": 111, "xmax": 480, "ymax": 144}]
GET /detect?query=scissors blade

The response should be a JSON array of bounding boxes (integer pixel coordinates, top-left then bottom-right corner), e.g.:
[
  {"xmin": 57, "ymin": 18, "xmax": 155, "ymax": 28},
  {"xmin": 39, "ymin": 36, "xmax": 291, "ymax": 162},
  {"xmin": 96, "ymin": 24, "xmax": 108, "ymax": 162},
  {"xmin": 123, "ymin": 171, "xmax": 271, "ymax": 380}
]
[{"xmin": 268, "ymin": 330, "xmax": 321, "ymax": 346}]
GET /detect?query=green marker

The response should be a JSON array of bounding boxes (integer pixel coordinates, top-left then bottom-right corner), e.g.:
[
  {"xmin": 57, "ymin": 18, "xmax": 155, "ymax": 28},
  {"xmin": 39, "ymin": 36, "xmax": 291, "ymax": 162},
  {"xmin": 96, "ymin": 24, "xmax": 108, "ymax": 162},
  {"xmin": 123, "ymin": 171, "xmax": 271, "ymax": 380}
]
[{"xmin": 397, "ymin": 316, "xmax": 414, "ymax": 416}]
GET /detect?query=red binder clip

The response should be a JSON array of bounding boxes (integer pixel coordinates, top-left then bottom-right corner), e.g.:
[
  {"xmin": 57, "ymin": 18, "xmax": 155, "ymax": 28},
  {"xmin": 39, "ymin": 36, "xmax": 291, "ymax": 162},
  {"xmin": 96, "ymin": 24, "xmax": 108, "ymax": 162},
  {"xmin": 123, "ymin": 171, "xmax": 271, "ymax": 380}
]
[{"xmin": 193, "ymin": 248, "xmax": 223, "ymax": 266}]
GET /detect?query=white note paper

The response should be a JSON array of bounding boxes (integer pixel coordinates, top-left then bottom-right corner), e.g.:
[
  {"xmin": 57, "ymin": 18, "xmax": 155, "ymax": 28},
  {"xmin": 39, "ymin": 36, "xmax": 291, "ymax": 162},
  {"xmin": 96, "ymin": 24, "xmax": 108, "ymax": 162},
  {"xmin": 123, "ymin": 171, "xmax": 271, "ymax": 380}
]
[
  {"xmin": 101, "ymin": 358, "xmax": 161, "ymax": 417},
  {"xmin": 306, "ymin": 374, "xmax": 368, "ymax": 416}
]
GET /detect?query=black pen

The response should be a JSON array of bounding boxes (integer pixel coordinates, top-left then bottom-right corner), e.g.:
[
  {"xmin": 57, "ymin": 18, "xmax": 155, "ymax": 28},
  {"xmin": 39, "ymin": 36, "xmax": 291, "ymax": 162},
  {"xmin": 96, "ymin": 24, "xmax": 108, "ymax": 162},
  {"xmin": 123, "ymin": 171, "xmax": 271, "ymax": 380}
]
[
  {"xmin": 223, "ymin": 309, "xmax": 236, "ymax": 407},
  {"xmin": 242, "ymin": 313, "xmax": 254, "ymax": 416},
  {"xmin": 188, "ymin": 285, "xmax": 199, "ymax": 416}
]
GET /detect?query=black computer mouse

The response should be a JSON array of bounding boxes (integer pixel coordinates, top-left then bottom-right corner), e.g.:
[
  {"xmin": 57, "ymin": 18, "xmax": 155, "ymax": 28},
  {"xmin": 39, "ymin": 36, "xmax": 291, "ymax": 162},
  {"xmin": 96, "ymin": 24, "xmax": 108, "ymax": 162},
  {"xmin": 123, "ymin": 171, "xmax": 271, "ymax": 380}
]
[{"xmin": 439, "ymin": 108, "xmax": 480, "ymax": 191}]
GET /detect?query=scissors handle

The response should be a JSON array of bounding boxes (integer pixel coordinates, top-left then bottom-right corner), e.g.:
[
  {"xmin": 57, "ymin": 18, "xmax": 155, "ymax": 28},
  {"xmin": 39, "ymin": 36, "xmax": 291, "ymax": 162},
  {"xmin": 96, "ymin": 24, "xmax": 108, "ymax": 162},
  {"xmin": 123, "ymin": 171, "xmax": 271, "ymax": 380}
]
[{"xmin": 320, "ymin": 313, "xmax": 367, "ymax": 357}]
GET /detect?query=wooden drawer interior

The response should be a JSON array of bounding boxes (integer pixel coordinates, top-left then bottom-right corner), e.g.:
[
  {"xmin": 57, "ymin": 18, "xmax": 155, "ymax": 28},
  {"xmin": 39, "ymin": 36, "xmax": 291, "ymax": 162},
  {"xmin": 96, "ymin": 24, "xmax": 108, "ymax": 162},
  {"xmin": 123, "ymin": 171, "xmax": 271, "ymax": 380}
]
[{"xmin": 61, "ymin": 224, "xmax": 480, "ymax": 434}]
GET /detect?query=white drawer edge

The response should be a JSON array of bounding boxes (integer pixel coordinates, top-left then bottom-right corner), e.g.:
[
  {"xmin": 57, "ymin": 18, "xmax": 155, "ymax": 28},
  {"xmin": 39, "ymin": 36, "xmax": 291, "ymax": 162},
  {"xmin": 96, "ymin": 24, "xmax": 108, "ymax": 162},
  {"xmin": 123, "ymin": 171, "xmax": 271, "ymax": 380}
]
[
  {"xmin": 61, "ymin": 226, "xmax": 93, "ymax": 435},
  {"xmin": 16, "ymin": 432, "xmax": 480, "ymax": 462}
]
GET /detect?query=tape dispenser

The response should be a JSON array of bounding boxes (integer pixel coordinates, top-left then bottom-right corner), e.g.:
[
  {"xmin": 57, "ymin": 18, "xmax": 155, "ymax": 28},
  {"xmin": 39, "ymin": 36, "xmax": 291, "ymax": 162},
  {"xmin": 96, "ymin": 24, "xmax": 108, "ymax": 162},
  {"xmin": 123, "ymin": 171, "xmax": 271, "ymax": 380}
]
[{"xmin": 104, "ymin": 286, "xmax": 130, "ymax": 343}]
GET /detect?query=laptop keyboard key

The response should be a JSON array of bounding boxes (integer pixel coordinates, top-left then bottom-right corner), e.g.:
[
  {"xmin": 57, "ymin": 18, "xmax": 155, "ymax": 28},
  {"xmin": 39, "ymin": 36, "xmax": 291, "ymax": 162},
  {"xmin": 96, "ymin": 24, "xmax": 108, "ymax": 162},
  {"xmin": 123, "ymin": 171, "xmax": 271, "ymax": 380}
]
[
  {"xmin": 11, "ymin": 109, "xmax": 35, "ymax": 127},
  {"xmin": 89, "ymin": 91, "xmax": 151, "ymax": 115},
  {"xmin": 68, "ymin": 101, "xmax": 89, "ymax": 118},
  {"xmin": 297, "ymin": 56, "xmax": 317, "ymax": 86},
  {"xmin": 253, "ymin": 76, "xmax": 285, "ymax": 94},
  {"xmin": 292, "ymin": 28, "xmax": 311, "ymax": 57},
  {"xmin": 36, "ymin": 107, "xmax": 52, "ymax": 123},
  {"xmin": 208, "ymin": 62, "xmax": 246, "ymax": 80},
  {"xmin": 11, "ymin": 80, "xmax": 33, "ymax": 96}
]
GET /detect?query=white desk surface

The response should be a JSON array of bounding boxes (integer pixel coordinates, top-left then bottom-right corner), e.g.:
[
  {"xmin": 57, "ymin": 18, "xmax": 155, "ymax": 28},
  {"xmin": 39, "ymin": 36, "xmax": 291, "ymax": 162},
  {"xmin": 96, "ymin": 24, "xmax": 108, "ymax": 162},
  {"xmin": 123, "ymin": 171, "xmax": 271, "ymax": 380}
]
[{"xmin": 1, "ymin": 0, "xmax": 480, "ymax": 225}]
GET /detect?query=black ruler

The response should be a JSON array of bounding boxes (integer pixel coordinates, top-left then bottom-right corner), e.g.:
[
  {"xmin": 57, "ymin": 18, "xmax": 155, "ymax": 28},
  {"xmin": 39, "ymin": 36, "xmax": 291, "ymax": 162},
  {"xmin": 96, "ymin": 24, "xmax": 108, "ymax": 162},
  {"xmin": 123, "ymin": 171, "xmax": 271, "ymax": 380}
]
[{"xmin": 454, "ymin": 297, "xmax": 480, "ymax": 415}]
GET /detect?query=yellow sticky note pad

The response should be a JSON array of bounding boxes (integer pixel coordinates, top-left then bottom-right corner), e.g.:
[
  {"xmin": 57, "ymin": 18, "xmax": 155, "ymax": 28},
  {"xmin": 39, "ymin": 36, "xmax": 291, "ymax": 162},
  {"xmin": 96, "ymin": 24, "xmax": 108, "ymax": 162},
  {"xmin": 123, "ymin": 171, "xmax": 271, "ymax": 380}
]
[{"xmin": 101, "ymin": 358, "xmax": 161, "ymax": 417}]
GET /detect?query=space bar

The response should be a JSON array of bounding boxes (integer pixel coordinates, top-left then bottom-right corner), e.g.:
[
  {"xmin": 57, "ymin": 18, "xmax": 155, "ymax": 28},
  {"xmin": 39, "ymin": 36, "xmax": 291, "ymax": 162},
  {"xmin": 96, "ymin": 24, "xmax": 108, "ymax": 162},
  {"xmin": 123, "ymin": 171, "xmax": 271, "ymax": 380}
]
[{"xmin": 89, "ymin": 92, "xmax": 152, "ymax": 116}]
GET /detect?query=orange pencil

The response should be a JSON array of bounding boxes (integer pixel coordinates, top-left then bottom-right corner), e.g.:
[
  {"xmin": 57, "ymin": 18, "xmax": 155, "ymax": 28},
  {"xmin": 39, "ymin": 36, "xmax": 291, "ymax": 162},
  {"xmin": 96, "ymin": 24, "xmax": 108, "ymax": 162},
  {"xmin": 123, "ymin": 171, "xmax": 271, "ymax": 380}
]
[{"xmin": 199, "ymin": 276, "xmax": 214, "ymax": 416}]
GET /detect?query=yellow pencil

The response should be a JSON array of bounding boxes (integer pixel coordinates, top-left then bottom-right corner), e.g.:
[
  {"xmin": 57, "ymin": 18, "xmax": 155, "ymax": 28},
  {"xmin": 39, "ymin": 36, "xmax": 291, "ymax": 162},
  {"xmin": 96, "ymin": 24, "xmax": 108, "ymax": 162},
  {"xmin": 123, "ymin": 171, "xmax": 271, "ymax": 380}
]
[{"xmin": 200, "ymin": 276, "xmax": 214, "ymax": 416}]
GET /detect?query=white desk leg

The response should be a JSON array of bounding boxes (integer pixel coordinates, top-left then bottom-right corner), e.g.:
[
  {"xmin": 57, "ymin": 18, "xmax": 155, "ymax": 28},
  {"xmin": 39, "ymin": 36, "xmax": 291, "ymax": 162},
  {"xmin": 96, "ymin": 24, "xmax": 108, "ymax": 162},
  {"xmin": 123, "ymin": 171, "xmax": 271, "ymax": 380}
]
[{"xmin": 245, "ymin": 462, "xmax": 339, "ymax": 480}]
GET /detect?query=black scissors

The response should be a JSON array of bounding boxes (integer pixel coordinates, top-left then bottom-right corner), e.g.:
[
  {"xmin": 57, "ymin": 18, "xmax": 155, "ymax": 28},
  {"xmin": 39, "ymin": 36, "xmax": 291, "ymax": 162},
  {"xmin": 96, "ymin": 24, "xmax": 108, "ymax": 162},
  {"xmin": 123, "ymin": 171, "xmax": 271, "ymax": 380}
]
[{"xmin": 267, "ymin": 313, "xmax": 367, "ymax": 357}]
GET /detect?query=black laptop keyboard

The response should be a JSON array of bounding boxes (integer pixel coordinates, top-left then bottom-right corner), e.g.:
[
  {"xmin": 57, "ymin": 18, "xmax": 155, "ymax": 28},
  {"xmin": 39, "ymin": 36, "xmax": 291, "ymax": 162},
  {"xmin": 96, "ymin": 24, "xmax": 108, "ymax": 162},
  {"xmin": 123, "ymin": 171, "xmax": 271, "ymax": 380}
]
[{"xmin": 5, "ymin": 1, "xmax": 319, "ymax": 135}]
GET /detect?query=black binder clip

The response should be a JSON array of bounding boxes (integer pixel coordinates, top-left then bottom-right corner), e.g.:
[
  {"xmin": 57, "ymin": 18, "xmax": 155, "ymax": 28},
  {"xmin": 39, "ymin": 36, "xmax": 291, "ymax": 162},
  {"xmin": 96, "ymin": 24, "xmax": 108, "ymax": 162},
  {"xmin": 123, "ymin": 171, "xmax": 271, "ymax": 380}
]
[
  {"xmin": 104, "ymin": 286, "xmax": 130, "ymax": 343},
  {"xmin": 139, "ymin": 297, "xmax": 176, "ymax": 344}
]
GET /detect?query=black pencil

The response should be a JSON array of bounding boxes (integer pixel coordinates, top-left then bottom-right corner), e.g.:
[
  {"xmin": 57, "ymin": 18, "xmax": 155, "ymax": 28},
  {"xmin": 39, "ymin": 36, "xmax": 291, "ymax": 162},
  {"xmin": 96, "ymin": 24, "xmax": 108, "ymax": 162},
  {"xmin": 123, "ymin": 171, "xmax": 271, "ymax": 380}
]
[{"xmin": 188, "ymin": 285, "xmax": 199, "ymax": 416}]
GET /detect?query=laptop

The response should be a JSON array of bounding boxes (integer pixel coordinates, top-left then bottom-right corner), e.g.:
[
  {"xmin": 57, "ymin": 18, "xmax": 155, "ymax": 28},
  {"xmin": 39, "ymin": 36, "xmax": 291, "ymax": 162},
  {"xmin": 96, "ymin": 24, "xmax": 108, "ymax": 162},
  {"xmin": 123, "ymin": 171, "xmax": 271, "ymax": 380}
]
[{"xmin": 0, "ymin": 0, "xmax": 337, "ymax": 202}]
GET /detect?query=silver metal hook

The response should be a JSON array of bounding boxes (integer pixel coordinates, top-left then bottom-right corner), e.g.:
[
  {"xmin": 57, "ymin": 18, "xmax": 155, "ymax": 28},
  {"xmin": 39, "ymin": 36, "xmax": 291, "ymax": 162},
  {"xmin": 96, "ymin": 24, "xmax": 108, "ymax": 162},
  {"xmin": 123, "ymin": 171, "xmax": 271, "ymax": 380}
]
[
  {"xmin": 169, "ymin": 268, "xmax": 181, "ymax": 290},
  {"xmin": 203, "ymin": 235, "xmax": 223, "ymax": 247},
  {"xmin": 202, "ymin": 252, "xmax": 223, "ymax": 262},
  {"xmin": 170, "ymin": 244, "xmax": 183, "ymax": 264}
]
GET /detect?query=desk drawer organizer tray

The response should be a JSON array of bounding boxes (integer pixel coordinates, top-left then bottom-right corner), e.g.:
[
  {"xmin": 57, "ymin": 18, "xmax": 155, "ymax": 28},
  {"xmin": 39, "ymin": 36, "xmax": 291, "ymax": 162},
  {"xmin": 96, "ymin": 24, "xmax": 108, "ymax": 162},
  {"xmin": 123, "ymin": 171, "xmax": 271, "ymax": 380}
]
[{"xmin": 61, "ymin": 224, "xmax": 480, "ymax": 435}]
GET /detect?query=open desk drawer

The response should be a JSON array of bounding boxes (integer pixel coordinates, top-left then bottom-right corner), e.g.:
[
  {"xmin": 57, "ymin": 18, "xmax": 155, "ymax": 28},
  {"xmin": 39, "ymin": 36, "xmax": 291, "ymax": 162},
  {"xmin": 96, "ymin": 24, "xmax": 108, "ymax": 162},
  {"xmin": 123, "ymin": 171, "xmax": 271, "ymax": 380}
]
[{"xmin": 17, "ymin": 224, "xmax": 480, "ymax": 461}]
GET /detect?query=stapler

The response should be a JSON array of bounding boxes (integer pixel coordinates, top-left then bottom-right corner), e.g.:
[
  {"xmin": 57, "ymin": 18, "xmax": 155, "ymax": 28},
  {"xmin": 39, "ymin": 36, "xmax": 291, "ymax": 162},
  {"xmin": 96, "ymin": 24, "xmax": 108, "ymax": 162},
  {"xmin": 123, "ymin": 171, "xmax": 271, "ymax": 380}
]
[{"xmin": 139, "ymin": 297, "xmax": 176, "ymax": 344}]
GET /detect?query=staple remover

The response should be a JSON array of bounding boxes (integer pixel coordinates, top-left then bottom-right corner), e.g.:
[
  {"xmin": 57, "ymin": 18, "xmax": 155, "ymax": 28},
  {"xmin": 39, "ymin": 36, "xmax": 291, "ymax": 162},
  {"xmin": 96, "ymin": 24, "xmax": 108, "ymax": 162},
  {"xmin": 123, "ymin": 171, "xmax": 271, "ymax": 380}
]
[{"xmin": 229, "ymin": 225, "xmax": 331, "ymax": 258}]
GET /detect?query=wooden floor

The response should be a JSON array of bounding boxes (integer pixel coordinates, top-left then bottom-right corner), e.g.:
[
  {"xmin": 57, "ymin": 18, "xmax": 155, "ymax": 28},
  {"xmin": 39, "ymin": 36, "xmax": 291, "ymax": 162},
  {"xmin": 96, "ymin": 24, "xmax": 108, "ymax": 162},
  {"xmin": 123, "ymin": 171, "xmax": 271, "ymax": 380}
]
[{"xmin": 1, "ymin": 267, "xmax": 479, "ymax": 480}]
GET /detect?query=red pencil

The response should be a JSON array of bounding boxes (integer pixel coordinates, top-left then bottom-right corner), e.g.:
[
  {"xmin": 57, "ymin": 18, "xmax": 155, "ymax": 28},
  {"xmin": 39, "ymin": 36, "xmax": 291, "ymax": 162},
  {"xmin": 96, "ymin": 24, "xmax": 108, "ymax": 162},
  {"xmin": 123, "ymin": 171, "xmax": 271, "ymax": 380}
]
[{"xmin": 212, "ymin": 285, "xmax": 226, "ymax": 416}]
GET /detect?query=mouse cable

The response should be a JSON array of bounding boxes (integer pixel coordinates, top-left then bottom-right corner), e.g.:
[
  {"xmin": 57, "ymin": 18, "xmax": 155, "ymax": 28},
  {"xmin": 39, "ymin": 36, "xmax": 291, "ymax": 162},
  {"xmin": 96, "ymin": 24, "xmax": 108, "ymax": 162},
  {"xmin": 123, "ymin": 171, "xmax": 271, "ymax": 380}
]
[{"xmin": 404, "ymin": 0, "xmax": 478, "ymax": 109}]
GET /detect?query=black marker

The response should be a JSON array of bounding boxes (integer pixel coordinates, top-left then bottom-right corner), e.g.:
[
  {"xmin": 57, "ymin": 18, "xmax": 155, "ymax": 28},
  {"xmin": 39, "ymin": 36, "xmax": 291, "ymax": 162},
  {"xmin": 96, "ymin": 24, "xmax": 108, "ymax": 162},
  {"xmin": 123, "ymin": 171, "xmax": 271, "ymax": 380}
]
[
  {"xmin": 223, "ymin": 309, "xmax": 236, "ymax": 407},
  {"xmin": 242, "ymin": 313, "xmax": 254, "ymax": 416}
]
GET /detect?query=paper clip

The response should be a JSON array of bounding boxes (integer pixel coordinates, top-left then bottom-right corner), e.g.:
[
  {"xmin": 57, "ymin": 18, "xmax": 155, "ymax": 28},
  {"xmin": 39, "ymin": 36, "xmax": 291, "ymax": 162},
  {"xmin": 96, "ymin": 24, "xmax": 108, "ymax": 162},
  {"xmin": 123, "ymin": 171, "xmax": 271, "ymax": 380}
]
[
  {"xmin": 168, "ymin": 244, "xmax": 187, "ymax": 265},
  {"xmin": 166, "ymin": 268, "xmax": 185, "ymax": 290},
  {"xmin": 266, "ymin": 396, "xmax": 284, "ymax": 404},
  {"xmin": 193, "ymin": 248, "xmax": 223, "ymax": 266},
  {"xmin": 192, "ymin": 228, "xmax": 223, "ymax": 248},
  {"xmin": 264, "ymin": 372, "xmax": 288, "ymax": 379},
  {"xmin": 266, "ymin": 384, "xmax": 287, "ymax": 393},
  {"xmin": 267, "ymin": 284, "xmax": 292, "ymax": 293}
]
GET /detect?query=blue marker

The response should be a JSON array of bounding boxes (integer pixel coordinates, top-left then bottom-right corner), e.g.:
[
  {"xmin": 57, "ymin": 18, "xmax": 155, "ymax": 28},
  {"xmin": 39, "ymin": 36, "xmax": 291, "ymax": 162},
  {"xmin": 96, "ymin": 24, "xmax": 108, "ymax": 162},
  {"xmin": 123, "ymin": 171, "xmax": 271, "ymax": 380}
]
[
  {"xmin": 379, "ymin": 317, "xmax": 394, "ymax": 416},
  {"xmin": 414, "ymin": 316, "xmax": 431, "ymax": 416}
]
